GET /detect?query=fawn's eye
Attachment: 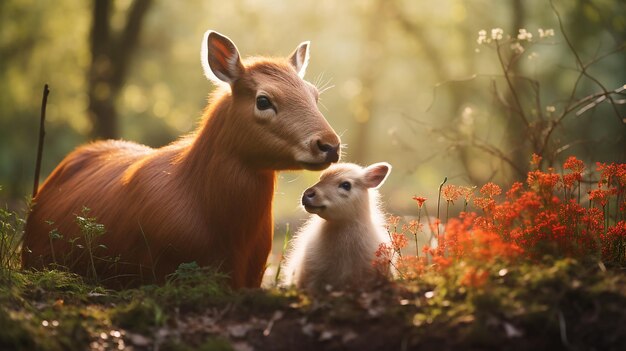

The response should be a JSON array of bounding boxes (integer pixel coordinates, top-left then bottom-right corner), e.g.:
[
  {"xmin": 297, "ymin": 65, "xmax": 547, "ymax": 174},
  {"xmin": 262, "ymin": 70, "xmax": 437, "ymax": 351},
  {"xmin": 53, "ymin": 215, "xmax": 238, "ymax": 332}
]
[
  {"xmin": 339, "ymin": 181, "xmax": 351, "ymax": 191},
  {"xmin": 256, "ymin": 96, "xmax": 274, "ymax": 111}
]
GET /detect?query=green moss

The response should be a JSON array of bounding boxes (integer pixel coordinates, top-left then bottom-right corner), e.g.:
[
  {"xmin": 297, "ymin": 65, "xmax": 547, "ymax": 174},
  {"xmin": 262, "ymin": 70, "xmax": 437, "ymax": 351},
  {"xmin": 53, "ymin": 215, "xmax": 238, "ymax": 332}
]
[
  {"xmin": 144, "ymin": 262, "xmax": 230, "ymax": 311},
  {"xmin": 231, "ymin": 287, "xmax": 296, "ymax": 313},
  {"xmin": 111, "ymin": 298, "xmax": 165, "ymax": 333}
]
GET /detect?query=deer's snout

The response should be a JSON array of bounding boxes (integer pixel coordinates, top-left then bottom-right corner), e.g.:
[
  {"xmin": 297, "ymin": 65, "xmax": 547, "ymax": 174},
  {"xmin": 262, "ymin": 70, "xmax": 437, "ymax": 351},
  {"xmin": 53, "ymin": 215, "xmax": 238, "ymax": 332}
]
[{"xmin": 315, "ymin": 139, "xmax": 340, "ymax": 163}]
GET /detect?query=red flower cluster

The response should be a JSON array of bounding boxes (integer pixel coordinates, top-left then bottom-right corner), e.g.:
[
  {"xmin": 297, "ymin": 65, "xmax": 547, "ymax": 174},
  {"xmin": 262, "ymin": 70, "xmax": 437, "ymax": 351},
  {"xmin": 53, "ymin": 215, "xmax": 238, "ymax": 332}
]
[
  {"xmin": 373, "ymin": 156, "xmax": 626, "ymax": 281},
  {"xmin": 468, "ymin": 157, "xmax": 624, "ymax": 262}
]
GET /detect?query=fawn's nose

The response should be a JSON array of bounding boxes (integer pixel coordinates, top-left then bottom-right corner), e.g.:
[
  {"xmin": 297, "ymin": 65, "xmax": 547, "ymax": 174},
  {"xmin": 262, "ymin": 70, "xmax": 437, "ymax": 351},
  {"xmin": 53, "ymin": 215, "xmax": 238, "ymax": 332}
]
[
  {"xmin": 304, "ymin": 188, "xmax": 316, "ymax": 199},
  {"xmin": 302, "ymin": 188, "xmax": 316, "ymax": 206},
  {"xmin": 316, "ymin": 140, "xmax": 340, "ymax": 163}
]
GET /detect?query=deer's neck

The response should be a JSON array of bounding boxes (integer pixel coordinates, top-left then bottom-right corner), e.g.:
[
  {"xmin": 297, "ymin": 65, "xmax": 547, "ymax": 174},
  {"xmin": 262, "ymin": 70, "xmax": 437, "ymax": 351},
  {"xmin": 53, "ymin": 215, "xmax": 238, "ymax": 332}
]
[{"xmin": 178, "ymin": 93, "xmax": 276, "ymax": 223}]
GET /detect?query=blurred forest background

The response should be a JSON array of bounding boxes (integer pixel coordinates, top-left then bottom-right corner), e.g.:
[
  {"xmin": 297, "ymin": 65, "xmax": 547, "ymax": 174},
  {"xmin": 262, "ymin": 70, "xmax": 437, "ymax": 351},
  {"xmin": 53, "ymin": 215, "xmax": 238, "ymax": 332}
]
[{"xmin": 0, "ymin": 0, "xmax": 624, "ymax": 226}]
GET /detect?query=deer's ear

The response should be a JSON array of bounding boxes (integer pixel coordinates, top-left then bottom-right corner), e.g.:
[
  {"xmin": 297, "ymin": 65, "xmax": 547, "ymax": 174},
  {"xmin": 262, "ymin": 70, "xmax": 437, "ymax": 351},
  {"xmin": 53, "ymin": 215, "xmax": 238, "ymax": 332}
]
[
  {"xmin": 201, "ymin": 30, "xmax": 244, "ymax": 85},
  {"xmin": 363, "ymin": 162, "xmax": 392, "ymax": 189},
  {"xmin": 288, "ymin": 41, "xmax": 310, "ymax": 78}
]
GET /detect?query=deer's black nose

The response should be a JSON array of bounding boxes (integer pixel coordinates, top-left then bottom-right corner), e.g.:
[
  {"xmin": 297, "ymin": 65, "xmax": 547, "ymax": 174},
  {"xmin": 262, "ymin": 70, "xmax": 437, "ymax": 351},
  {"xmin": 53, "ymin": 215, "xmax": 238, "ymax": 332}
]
[{"xmin": 316, "ymin": 140, "xmax": 340, "ymax": 163}]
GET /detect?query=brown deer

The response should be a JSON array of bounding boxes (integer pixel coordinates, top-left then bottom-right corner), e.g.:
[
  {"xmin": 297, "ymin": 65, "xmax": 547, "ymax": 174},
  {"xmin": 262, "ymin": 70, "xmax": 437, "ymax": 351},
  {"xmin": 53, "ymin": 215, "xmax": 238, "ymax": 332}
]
[{"xmin": 22, "ymin": 30, "xmax": 341, "ymax": 288}]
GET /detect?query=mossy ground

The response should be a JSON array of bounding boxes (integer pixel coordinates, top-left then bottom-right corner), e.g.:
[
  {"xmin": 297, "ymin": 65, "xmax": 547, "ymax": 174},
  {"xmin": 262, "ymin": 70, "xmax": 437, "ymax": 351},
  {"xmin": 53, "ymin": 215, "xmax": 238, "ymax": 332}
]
[
  {"xmin": 1, "ymin": 258, "xmax": 625, "ymax": 351},
  {"xmin": 2, "ymin": 198, "xmax": 625, "ymax": 350}
]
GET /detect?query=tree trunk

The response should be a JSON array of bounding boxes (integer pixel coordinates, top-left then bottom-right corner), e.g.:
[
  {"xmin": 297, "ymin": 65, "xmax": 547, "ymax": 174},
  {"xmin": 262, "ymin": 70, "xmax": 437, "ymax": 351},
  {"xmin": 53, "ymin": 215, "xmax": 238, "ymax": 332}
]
[
  {"xmin": 87, "ymin": 0, "xmax": 152, "ymax": 140},
  {"xmin": 386, "ymin": 0, "xmax": 478, "ymax": 182},
  {"xmin": 349, "ymin": 2, "xmax": 384, "ymax": 164},
  {"xmin": 503, "ymin": 0, "xmax": 529, "ymax": 179}
]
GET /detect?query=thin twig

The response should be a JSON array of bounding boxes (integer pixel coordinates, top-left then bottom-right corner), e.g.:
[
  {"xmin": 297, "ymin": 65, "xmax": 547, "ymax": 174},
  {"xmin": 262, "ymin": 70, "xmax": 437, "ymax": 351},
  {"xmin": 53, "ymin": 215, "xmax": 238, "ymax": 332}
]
[
  {"xmin": 33, "ymin": 84, "xmax": 50, "ymax": 199},
  {"xmin": 495, "ymin": 40, "xmax": 529, "ymax": 127}
]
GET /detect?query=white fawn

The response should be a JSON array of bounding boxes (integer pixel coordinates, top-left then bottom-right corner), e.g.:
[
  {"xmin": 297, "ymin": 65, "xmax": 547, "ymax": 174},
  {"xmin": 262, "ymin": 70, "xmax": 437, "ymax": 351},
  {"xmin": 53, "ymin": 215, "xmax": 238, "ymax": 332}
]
[{"xmin": 284, "ymin": 162, "xmax": 392, "ymax": 293}]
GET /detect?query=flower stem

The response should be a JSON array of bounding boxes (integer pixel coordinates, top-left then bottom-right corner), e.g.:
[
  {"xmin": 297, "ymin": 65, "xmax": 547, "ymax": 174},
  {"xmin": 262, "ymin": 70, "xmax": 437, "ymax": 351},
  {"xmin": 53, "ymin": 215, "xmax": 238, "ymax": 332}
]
[
  {"xmin": 415, "ymin": 208, "xmax": 422, "ymax": 257},
  {"xmin": 437, "ymin": 177, "xmax": 447, "ymax": 236}
]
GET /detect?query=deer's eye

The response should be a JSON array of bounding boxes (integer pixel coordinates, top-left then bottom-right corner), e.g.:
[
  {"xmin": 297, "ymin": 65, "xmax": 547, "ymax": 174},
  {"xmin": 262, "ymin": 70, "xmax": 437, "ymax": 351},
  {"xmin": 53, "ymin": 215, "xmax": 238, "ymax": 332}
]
[
  {"xmin": 256, "ymin": 96, "xmax": 274, "ymax": 111},
  {"xmin": 339, "ymin": 181, "xmax": 351, "ymax": 191}
]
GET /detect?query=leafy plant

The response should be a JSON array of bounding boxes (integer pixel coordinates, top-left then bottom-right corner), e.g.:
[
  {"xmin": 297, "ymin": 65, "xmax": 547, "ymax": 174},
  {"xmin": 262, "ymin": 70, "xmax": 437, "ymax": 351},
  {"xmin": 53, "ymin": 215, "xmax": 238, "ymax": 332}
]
[
  {"xmin": 73, "ymin": 207, "xmax": 107, "ymax": 283},
  {"xmin": 0, "ymin": 186, "xmax": 25, "ymax": 284}
]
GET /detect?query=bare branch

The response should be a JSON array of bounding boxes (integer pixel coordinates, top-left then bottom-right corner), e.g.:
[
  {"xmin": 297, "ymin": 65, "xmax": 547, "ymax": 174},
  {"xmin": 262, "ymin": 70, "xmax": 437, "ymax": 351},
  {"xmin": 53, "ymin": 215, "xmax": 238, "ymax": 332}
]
[
  {"xmin": 550, "ymin": 0, "xmax": 623, "ymax": 123},
  {"xmin": 33, "ymin": 84, "xmax": 50, "ymax": 198},
  {"xmin": 576, "ymin": 85, "xmax": 626, "ymax": 116},
  {"xmin": 495, "ymin": 40, "xmax": 530, "ymax": 127}
]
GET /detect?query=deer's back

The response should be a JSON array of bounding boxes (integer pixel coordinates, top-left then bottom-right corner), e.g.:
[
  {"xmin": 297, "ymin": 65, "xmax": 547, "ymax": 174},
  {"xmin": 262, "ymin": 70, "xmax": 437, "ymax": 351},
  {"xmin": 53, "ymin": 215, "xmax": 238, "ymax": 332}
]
[{"xmin": 22, "ymin": 140, "xmax": 191, "ymax": 284}]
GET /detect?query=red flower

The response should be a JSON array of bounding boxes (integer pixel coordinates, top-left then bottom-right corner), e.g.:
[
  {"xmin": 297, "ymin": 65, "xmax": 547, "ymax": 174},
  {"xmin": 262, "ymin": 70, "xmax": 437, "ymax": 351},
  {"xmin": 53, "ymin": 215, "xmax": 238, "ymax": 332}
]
[
  {"xmin": 391, "ymin": 232, "xmax": 408, "ymax": 251},
  {"xmin": 459, "ymin": 186, "xmax": 476, "ymax": 203},
  {"xmin": 372, "ymin": 243, "xmax": 393, "ymax": 274},
  {"xmin": 531, "ymin": 153, "xmax": 542, "ymax": 168},
  {"xmin": 562, "ymin": 174, "xmax": 579, "ymax": 189},
  {"xmin": 561, "ymin": 156, "xmax": 585, "ymax": 189},
  {"xmin": 403, "ymin": 220, "xmax": 423, "ymax": 234},
  {"xmin": 480, "ymin": 182, "xmax": 502, "ymax": 197},
  {"xmin": 473, "ymin": 197, "xmax": 496, "ymax": 212},
  {"xmin": 442, "ymin": 185, "xmax": 461, "ymax": 203},
  {"xmin": 386, "ymin": 215, "xmax": 400, "ymax": 228},
  {"xmin": 375, "ymin": 242, "xmax": 393, "ymax": 259},
  {"xmin": 527, "ymin": 169, "xmax": 560, "ymax": 197},
  {"xmin": 596, "ymin": 162, "xmax": 617, "ymax": 186},
  {"xmin": 582, "ymin": 207, "xmax": 605, "ymax": 233},
  {"xmin": 588, "ymin": 188, "xmax": 615, "ymax": 207},
  {"xmin": 606, "ymin": 221, "xmax": 626, "ymax": 239},
  {"xmin": 618, "ymin": 164, "xmax": 626, "ymax": 187},
  {"xmin": 601, "ymin": 221, "xmax": 626, "ymax": 262},
  {"xmin": 433, "ymin": 255, "xmax": 452, "ymax": 269},
  {"xmin": 412, "ymin": 196, "xmax": 427, "ymax": 208},
  {"xmin": 396, "ymin": 255, "xmax": 425, "ymax": 279},
  {"xmin": 506, "ymin": 182, "xmax": 524, "ymax": 199},
  {"xmin": 563, "ymin": 156, "xmax": 585, "ymax": 174}
]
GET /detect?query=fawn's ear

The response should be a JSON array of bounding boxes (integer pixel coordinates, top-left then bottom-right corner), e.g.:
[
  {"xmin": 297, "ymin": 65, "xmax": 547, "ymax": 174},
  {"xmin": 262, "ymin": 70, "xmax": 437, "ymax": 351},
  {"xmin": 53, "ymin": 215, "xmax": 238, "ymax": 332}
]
[
  {"xmin": 201, "ymin": 30, "xmax": 245, "ymax": 85},
  {"xmin": 288, "ymin": 41, "xmax": 310, "ymax": 78},
  {"xmin": 363, "ymin": 162, "xmax": 392, "ymax": 189}
]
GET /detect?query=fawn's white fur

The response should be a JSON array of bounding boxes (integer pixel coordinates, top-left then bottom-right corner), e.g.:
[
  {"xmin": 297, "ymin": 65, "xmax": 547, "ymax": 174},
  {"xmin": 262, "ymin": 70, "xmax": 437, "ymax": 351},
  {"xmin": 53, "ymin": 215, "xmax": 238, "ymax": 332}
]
[{"xmin": 283, "ymin": 162, "xmax": 392, "ymax": 293}]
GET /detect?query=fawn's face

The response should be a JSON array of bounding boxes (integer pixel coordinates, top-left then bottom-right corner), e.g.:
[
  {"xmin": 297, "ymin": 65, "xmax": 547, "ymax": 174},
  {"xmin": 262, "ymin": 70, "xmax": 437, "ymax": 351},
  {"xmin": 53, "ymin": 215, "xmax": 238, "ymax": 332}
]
[
  {"xmin": 301, "ymin": 163, "xmax": 391, "ymax": 221},
  {"xmin": 201, "ymin": 31, "xmax": 341, "ymax": 171}
]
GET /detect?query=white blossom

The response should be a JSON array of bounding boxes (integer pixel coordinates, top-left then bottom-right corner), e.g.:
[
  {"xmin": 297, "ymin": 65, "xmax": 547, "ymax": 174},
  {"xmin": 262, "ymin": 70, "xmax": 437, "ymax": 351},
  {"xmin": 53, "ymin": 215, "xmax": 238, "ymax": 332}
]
[
  {"xmin": 491, "ymin": 28, "xmax": 504, "ymax": 40},
  {"xmin": 538, "ymin": 28, "xmax": 555, "ymax": 38},
  {"xmin": 517, "ymin": 28, "xmax": 533, "ymax": 41},
  {"xmin": 477, "ymin": 29, "xmax": 487, "ymax": 44}
]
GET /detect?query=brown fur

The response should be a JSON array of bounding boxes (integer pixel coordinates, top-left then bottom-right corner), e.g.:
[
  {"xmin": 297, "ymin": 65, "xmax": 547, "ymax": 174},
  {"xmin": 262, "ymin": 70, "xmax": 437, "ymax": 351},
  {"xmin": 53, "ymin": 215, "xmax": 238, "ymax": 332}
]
[{"xmin": 23, "ymin": 33, "xmax": 340, "ymax": 289}]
